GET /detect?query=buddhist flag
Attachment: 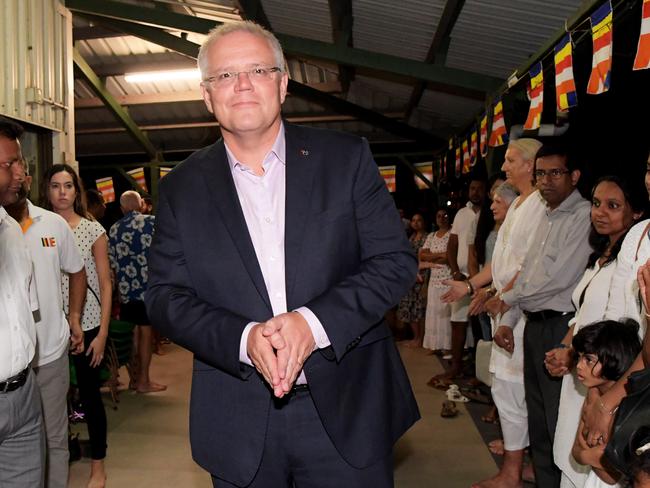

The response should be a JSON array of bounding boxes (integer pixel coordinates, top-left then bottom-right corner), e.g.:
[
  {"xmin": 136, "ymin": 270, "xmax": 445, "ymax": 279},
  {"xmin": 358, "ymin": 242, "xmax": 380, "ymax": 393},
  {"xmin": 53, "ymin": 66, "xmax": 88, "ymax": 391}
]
[
  {"xmin": 414, "ymin": 162, "xmax": 433, "ymax": 190},
  {"xmin": 479, "ymin": 115, "xmax": 488, "ymax": 157},
  {"xmin": 448, "ymin": 137, "xmax": 454, "ymax": 151},
  {"xmin": 379, "ymin": 166, "xmax": 396, "ymax": 193},
  {"xmin": 126, "ymin": 167, "xmax": 148, "ymax": 192},
  {"xmin": 554, "ymin": 33, "xmax": 578, "ymax": 111},
  {"xmin": 95, "ymin": 177, "xmax": 115, "ymax": 203},
  {"xmin": 524, "ymin": 62, "xmax": 544, "ymax": 130},
  {"xmin": 587, "ymin": 1, "xmax": 613, "ymax": 95},
  {"xmin": 462, "ymin": 139, "xmax": 470, "ymax": 173},
  {"xmin": 470, "ymin": 130, "xmax": 478, "ymax": 165},
  {"xmin": 634, "ymin": 0, "xmax": 650, "ymax": 70},
  {"xmin": 455, "ymin": 147, "xmax": 461, "ymax": 177},
  {"xmin": 159, "ymin": 167, "xmax": 173, "ymax": 179},
  {"xmin": 489, "ymin": 99, "xmax": 508, "ymax": 147}
]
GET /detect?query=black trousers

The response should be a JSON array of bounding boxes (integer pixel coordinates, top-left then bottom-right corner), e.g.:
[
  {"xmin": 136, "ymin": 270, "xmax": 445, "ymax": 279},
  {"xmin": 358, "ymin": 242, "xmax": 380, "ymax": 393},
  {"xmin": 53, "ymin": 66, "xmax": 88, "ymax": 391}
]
[
  {"xmin": 523, "ymin": 313, "xmax": 572, "ymax": 488},
  {"xmin": 72, "ymin": 327, "xmax": 107, "ymax": 460},
  {"xmin": 212, "ymin": 389, "xmax": 393, "ymax": 488}
]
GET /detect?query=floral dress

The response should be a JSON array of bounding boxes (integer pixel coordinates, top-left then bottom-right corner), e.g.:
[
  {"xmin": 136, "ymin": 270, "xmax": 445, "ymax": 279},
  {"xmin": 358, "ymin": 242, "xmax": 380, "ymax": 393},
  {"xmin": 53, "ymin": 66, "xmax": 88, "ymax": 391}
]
[
  {"xmin": 422, "ymin": 230, "xmax": 452, "ymax": 350},
  {"xmin": 397, "ymin": 233, "xmax": 428, "ymax": 322}
]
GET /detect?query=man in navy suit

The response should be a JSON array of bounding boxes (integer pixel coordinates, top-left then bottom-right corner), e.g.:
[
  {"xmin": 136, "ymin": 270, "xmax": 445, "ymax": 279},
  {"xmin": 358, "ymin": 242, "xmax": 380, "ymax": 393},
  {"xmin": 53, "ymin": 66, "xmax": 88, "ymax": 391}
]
[{"xmin": 145, "ymin": 21, "xmax": 419, "ymax": 488}]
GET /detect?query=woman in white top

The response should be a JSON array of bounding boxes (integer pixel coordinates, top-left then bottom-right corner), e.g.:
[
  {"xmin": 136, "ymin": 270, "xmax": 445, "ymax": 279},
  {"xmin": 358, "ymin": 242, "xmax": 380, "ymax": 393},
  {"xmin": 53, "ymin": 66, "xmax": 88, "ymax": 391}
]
[
  {"xmin": 42, "ymin": 164, "xmax": 112, "ymax": 488},
  {"xmin": 420, "ymin": 209, "xmax": 452, "ymax": 352},
  {"xmin": 546, "ymin": 176, "xmax": 645, "ymax": 488}
]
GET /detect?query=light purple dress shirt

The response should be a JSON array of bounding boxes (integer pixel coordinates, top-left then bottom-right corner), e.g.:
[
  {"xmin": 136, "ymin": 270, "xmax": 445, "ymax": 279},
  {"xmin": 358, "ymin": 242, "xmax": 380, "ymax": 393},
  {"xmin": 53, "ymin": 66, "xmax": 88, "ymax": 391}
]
[{"xmin": 231, "ymin": 125, "xmax": 330, "ymax": 384}]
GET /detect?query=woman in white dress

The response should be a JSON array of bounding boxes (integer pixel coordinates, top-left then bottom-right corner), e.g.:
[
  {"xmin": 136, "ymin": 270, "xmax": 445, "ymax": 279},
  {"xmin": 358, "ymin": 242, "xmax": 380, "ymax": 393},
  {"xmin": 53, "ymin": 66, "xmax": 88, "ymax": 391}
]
[
  {"xmin": 546, "ymin": 176, "xmax": 645, "ymax": 488},
  {"xmin": 420, "ymin": 209, "xmax": 452, "ymax": 353},
  {"xmin": 43, "ymin": 164, "xmax": 112, "ymax": 488}
]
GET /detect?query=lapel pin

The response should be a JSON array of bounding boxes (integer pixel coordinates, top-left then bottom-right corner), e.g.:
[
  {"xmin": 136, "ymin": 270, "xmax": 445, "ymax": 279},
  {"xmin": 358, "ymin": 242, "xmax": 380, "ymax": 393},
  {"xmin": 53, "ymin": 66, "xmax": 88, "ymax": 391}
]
[{"xmin": 300, "ymin": 149, "xmax": 309, "ymax": 156}]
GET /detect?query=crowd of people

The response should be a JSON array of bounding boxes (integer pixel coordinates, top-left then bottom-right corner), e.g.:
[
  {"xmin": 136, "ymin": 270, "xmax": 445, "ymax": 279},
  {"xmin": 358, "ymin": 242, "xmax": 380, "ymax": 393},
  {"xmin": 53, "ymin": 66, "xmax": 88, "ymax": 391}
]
[
  {"xmin": 0, "ymin": 116, "xmax": 166, "ymax": 488},
  {"xmin": 398, "ymin": 139, "xmax": 650, "ymax": 488}
]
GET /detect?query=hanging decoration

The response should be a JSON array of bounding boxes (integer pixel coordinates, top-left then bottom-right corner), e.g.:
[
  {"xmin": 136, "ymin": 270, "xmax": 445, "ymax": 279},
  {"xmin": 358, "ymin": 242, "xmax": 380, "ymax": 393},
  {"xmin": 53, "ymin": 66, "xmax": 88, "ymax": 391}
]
[
  {"xmin": 587, "ymin": 1, "xmax": 613, "ymax": 95},
  {"xmin": 126, "ymin": 167, "xmax": 148, "ymax": 192},
  {"xmin": 634, "ymin": 0, "xmax": 650, "ymax": 70},
  {"xmin": 448, "ymin": 137, "xmax": 454, "ymax": 151},
  {"xmin": 479, "ymin": 115, "xmax": 488, "ymax": 157},
  {"xmin": 462, "ymin": 140, "xmax": 471, "ymax": 174},
  {"xmin": 95, "ymin": 177, "xmax": 115, "ymax": 203},
  {"xmin": 414, "ymin": 162, "xmax": 433, "ymax": 190},
  {"xmin": 524, "ymin": 62, "xmax": 544, "ymax": 130},
  {"xmin": 159, "ymin": 167, "xmax": 173, "ymax": 179},
  {"xmin": 378, "ymin": 166, "xmax": 396, "ymax": 193},
  {"xmin": 470, "ymin": 130, "xmax": 478, "ymax": 165},
  {"xmin": 489, "ymin": 99, "xmax": 508, "ymax": 147},
  {"xmin": 455, "ymin": 147, "xmax": 461, "ymax": 177},
  {"xmin": 554, "ymin": 33, "xmax": 578, "ymax": 111}
]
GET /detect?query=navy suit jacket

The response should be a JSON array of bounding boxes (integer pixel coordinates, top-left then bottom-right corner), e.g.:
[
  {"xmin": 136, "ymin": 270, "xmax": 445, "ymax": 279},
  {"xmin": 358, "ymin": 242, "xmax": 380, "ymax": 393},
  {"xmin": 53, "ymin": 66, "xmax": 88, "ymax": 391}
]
[{"xmin": 146, "ymin": 123, "xmax": 420, "ymax": 486}]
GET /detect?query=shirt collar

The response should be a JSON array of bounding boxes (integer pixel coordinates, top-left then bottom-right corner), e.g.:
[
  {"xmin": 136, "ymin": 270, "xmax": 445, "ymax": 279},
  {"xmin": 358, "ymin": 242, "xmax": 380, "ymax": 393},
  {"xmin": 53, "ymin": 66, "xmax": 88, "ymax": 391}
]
[
  {"xmin": 225, "ymin": 123, "xmax": 286, "ymax": 172},
  {"xmin": 0, "ymin": 206, "xmax": 6, "ymax": 225},
  {"xmin": 26, "ymin": 200, "xmax": 45, "ymax": 221},
  {"xmin": 548, "ymin": 189, "xmax": 584, "ymax": 214}
]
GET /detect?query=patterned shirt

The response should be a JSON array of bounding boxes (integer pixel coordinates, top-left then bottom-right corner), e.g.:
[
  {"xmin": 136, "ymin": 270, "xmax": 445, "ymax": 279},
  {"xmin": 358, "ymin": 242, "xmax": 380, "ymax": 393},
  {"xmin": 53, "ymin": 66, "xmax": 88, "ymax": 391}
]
[{"xmin": 108, "ymin": 211, "xmax": 155, "ymax": 304}]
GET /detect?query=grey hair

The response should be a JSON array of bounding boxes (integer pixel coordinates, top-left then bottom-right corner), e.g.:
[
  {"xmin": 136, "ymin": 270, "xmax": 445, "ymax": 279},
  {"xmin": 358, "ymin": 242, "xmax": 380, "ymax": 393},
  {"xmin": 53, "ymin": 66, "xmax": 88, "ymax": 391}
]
[
  {"xmin": 493, "ymin": 182, "xmax": 519, "ymax": 204},
  {"xmin": 508, "ymin": 138, "xmax": 543, "ymax": 162},
  {"xmin": 197, "ymin": 21, "xmax": 285, "ymax": 79}
]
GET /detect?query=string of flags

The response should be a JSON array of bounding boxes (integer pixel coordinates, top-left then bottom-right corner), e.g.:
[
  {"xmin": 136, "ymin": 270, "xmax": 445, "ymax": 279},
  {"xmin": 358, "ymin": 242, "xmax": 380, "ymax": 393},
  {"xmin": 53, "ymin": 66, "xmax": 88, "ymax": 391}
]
[
  {"xmin": 95, "ymin": 177, "xmax": 115, "ymax": 203},
  {"xmin": 439, "ymin": 0, "xmax": 648, "ymax": 177},
  {"xmin": 127, "ymin": 167, "xmax": 148, "ymax": 192}
]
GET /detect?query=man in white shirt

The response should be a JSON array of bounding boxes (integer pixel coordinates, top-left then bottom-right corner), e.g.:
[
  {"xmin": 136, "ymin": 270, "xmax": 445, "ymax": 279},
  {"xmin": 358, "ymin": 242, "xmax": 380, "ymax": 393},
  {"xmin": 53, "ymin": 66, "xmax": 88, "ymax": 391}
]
[
  {"xmin": 5, "ymin": 157, "xmax": 85, "ymax": 488},
  {"xmin": 0, "ymin": 115, "xmax": 45, "ymax": 487},
  {"xmin": 441, "ymin": 177, "xmax": 485, "ymax": 380}
]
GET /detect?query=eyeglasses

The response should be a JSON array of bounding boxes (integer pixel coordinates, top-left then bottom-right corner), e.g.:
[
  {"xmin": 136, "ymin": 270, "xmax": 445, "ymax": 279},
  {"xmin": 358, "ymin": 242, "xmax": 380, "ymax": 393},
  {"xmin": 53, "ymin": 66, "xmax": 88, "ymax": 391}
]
[
  {"xmin": 534, "ymin": 168, "xmax": 571, "ymax": 180},
  {"xmin": 203, "ymin": 66, "xmax": 282, "ymax": 87}
]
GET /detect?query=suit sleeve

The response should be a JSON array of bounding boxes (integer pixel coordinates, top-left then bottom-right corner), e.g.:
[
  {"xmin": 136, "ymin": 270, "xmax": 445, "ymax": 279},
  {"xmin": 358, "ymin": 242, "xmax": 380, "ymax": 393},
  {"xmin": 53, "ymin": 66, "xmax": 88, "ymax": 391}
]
[
  {"xmin": 304, "ymin": 139, "xmax": 417, "ymax": 361},
  {"xmin": 145, "ymin": 188, "xmax": 254, "ymax": 379}
]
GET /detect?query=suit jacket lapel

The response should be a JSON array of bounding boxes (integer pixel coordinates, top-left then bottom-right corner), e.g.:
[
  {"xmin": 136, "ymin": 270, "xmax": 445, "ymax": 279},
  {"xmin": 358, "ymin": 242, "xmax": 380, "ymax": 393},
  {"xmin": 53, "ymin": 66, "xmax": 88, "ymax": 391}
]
[
  {"xmin": 199, "ymin": 141, "xmax": 273, "ymax": 313},
  {"xmin": 284, "ymin": 125, "xmax": 315, "ymax": 305}
]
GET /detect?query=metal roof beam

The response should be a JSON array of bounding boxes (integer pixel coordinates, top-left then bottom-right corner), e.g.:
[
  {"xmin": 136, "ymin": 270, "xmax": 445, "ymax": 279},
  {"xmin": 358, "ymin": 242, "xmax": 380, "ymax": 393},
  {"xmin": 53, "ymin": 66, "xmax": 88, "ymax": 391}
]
[
  {"xmin": 73, "ymin": 48, "xmax": 160, "ymax": 161},
  {"xmin": 404, "ymin": 0, "xmax": 466, "ymax": 120},
  {"xmin": 66, "ymin": 0, "xmax": 502, "ymax": 95},
  {"xmin": 85, "ymin": 15, "xmax": 444, "ymax": 147},
  {"xmin": 327, "ymin": 0, "xmax": 355, "ymax": 92}
]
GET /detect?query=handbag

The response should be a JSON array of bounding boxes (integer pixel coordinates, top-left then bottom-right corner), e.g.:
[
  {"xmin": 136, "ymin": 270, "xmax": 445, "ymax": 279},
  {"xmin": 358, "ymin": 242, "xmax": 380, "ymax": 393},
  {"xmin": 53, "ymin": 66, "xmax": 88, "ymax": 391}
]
[{"xmin": 604, "ymin": 367, "xmax": 650, "ymax": 475}]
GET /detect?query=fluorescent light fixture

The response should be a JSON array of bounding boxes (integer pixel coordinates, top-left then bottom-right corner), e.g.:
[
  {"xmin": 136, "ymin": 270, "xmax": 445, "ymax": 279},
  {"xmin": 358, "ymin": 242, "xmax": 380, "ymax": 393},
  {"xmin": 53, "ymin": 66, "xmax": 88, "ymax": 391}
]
[{"xmin": 124, "ymin": 69, "xmax": 201, "ymax": 83}]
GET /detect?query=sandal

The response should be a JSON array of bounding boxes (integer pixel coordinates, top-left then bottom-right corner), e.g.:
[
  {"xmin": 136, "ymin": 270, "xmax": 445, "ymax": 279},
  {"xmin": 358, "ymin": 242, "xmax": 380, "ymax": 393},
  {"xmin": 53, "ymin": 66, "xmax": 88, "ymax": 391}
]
[
  {"xmin": 426, "ymin": 376, "xmax": 453, "ymax": 390},
  {"xmin": 440, "ymin": 400, "xmax": 458, "ymax": 418},
  {"xmin": 446, "ymin": 384, "xmax": 469, "ymax": 403},
  {"xmin": 480, "ymin": 406, "xmax": 499, "ymax": 424}
]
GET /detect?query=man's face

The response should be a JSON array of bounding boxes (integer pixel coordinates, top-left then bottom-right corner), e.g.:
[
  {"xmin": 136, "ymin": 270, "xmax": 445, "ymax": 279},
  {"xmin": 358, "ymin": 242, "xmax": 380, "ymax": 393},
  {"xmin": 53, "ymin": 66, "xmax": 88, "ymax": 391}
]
[
  {"xmin": 468, "ymin": 180, "xmax": 486, "ymax": 206},
  {"xmin": 200, "ymin": 31, "xmax": 288, "ymax": 139},
  {"xmin": 502, "ymin": 146, "xmax": 532, "ymax": 188},
  {"xmin": 535, "ymin": 155, "xmax": 579, "ymax": 209},
  {"xmin": 0, "ymin": 136, "xmax": 22, "ymax": 205}
]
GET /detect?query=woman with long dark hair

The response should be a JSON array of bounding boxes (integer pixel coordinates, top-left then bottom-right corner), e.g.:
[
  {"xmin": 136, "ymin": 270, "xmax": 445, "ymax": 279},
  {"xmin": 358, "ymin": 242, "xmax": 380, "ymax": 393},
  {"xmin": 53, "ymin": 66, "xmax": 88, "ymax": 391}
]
[{"xmin": 42, "ymin": 164, "xmax": 111, "ymax": 488}]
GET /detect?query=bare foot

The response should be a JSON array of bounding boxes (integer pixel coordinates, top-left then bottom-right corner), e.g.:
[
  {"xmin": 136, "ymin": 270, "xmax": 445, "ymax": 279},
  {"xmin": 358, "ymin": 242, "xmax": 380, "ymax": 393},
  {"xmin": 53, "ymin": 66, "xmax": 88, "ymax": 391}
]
[
  {"xmin": 488, "ymin": 439, "xmax": 505, "ymax": 456},
  {"xmin": 471, "ymin": 472, "xmax": 523, "ymax": 488},
  {"xmin": 88, "ymin": 460, "xmax": 106, "ymax": 488},
  {"xmin": 136, "ymin": 382, "xmax": 167, "ymax": 393}
]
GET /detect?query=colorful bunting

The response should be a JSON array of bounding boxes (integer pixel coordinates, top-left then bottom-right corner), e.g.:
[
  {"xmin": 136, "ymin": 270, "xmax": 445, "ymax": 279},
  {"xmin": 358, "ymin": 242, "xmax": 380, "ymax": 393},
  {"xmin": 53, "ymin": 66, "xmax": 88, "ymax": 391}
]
[
  {"xmin": 95, "ymin": 177, "xmax": 115, "ymax": 203},
  {"xmin": 587, "ymin": 1, "xmax": 613, "ymax": 95},
  {"xmin": 554, "ymin": 33, "xmax": 578, "ymax": 111},
  {"xmin": 470, "ymin": 131, "xmax": 478, "ymax": 165},
  {"xmin": 414, "ymin": 162, "xmax": 433, "ymax": 190},
  {"xmin": 634, "ymin": 0, "xmax": 650, "ymax": 70},
  {"xmin": 524, "ymin": 62, "xmax": 544, "ymax": 130},
  {"xmin": 448, "ymin": 137, "xmax": 454, "ymax": 151},
  {"xmin": 479, "ymin": 115, "xmax": 488, "ymax": 157},
  {"xmin": 489, "ymin": 99, "xmax": 508, "ymax": 147},
  {"xmin": 379, "ymin": 166, "xmax": 396, "ymax": 193},
  {"xmin": 462, "ymin": 140, "xmax": 471, "ymax": 173},
  {"xmin": 126, "ymin": 167, "xmax": 148, "ymax": 192},
  {"xmin": 455, "ymin": 147, "xmax": 461, "ymax": 177},
  {"xmin": 159, "ymin": 167, "xmax": 173, "ymax": 179}
]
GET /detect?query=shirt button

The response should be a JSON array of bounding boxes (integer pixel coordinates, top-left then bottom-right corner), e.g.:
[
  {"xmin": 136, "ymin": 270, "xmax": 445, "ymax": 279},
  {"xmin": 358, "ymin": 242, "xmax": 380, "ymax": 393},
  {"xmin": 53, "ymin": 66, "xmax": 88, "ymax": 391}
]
[{"xmin": 265, "ymin": 217, "xmax": 272, "ymax": 223}]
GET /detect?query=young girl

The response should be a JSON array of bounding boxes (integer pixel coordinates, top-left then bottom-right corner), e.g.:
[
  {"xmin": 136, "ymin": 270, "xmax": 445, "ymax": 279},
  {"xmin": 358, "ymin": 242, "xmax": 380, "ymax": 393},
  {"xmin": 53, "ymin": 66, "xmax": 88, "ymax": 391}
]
[
  {"xmin": 572, "ymin": 319, "xmax": 642, "ymax": 487},
  {"xmin": 42, "ymin": 164, "xmax": 111, "ymax": 488}
]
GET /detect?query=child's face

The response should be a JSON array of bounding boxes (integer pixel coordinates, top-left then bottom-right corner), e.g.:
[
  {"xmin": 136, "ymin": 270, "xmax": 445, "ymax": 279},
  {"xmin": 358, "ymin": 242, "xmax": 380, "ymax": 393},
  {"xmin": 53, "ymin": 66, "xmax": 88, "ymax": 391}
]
[{"xmin": 576, "ymin": 353, "xmax": 606, "ymax": 387}]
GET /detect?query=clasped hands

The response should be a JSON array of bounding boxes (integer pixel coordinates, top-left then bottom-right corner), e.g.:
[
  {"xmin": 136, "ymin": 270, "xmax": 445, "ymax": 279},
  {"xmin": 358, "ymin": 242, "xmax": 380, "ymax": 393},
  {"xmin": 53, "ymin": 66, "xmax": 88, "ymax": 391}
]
[{"xmin": 247, "ymin": 311, "xmax": 316, "ymax": 398}]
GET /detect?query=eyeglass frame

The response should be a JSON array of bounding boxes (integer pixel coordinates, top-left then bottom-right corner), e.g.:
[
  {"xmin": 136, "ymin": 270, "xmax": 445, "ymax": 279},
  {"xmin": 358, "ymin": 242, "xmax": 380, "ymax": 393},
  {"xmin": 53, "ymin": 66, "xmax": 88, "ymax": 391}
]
[
  {"xmin": 534, "ymin": 168, "xmax": 571, "ymax": 180},
  {"xmin": 202, "ymin": 66, "xmax": 283, "ymax": 87}
]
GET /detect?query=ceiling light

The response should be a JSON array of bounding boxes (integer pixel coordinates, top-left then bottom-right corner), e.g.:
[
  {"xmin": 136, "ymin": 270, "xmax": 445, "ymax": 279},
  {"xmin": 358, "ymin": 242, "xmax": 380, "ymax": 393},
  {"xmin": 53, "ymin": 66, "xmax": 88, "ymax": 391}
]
[{"xmin": 124, "ymin": 69, "xmax": 201, "ymax": 83}]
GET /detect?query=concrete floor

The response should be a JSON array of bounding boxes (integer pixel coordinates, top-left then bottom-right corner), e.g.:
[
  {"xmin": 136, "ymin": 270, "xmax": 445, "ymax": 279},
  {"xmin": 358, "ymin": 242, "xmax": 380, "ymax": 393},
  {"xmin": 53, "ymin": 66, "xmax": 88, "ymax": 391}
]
[{"xmin": 69, "ymin": 342, "xmax": 497, "ymax": 487}]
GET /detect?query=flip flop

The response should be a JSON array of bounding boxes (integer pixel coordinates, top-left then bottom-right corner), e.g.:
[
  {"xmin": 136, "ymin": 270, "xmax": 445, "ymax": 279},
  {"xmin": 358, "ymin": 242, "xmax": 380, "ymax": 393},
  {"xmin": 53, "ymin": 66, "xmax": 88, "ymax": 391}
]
[
  {"xmin": 426, "ymin": 376, "xmax": 453, "ymax": 390},
  {"xmin": 446, "ymin": 384, "xmax": 470, "ymax": 402},
  {"xmin": 440, "ymin": 400, "xmax": 458, "ymax": 418}
]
